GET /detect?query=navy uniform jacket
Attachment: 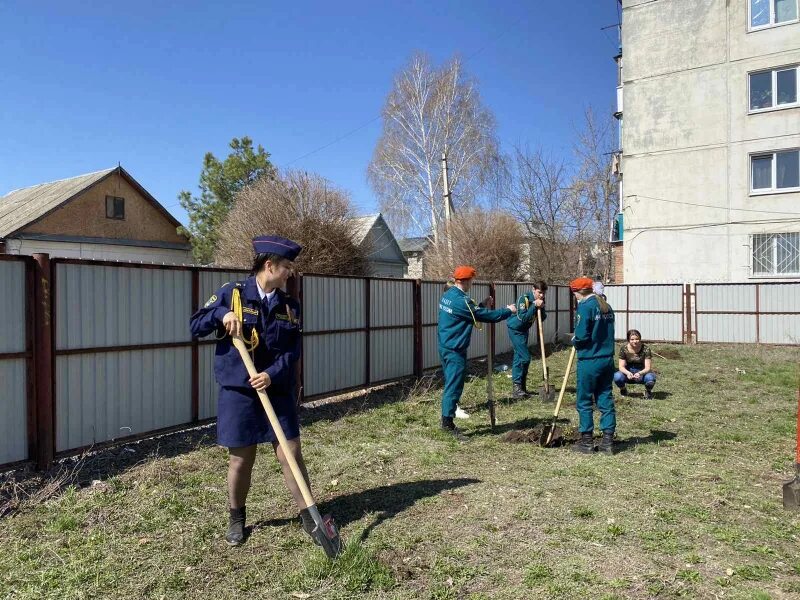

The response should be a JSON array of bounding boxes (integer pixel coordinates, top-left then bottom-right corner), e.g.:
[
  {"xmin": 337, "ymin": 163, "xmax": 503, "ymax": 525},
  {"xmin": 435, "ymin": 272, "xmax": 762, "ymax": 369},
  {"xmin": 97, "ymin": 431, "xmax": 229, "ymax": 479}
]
[
  {"xmin": 573, "ymin": 295, "xmax": 615, "ymax": 360},
  {"xmin": 507, "ymin": 291, "xmax": 546, "ymax": 332},
  {"xmin": 437, "ymin": 286, "xmax": 511, "ymax": 352},
  {"xmin": 189, "ymin": 277, "xmax": 301, "ymax": 395}
]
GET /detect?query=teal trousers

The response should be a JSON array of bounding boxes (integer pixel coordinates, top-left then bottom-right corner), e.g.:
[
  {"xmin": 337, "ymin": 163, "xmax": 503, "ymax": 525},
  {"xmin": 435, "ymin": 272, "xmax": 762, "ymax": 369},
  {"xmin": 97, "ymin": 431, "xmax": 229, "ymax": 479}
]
[
  {"xmin": 576, "ymin": 356, "xmax": 616, "ymax": 433},
  {"xmin": 439, "ymin": 347, "xmax": 467, "ymax": 418}
]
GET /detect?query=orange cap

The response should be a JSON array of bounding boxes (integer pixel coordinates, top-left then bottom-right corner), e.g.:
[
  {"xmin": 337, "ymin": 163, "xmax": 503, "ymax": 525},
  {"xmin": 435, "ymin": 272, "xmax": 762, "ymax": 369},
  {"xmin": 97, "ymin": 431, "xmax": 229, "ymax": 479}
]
[
  {"xmin": 569, "ymin": 277, "xmax": 594, "ymax": 292},
  {"xmin": 453, "ymin": 266, "xmax": 476, "ymax": 281}
]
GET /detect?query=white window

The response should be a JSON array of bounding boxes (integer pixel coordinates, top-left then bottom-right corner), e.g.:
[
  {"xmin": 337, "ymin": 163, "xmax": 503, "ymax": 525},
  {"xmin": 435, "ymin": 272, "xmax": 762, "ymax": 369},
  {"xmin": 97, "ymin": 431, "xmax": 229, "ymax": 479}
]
[
  {"xmin": 750, "ymin": 150, "xmax": 800, "ymax": 193},
  {"xmin": 749, "ymin": 66, "xmax": 798, "ymax": 111},
  {"xmin": 749, "ymin": 0, "xmax": 799, "ymax": 29},
  {"xmin": 752, "ymin": 232, "xmax": 800, "ymax": 275}
]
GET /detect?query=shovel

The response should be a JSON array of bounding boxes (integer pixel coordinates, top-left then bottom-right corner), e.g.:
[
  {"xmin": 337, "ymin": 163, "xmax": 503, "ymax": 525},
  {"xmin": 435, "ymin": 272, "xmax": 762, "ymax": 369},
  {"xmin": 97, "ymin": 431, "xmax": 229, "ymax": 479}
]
[
  {"xmin": 536, "ymin": 308, "xmax": 555, "ymax": 402},
  {"xmin": 783, "ymin": 385, "xmax": 800, "ymax": 510},
  {"xmin": 487, "ymin": 324, "xmax": 496, "ymax": 429},
  {"xmin": 539, "ymin": 345, "xmax": 577, "ymax": 447},
  {"xmin": 232, "ymin": 337, "xmax": 343, "ymax": 558}
]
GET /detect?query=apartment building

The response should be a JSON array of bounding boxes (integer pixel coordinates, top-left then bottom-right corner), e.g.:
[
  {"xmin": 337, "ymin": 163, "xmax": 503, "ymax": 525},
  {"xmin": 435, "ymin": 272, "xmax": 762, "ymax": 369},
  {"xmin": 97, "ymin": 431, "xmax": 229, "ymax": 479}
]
[{"xmin": 614, "ymin": 0, "xmax": 800, "ymax": 282}]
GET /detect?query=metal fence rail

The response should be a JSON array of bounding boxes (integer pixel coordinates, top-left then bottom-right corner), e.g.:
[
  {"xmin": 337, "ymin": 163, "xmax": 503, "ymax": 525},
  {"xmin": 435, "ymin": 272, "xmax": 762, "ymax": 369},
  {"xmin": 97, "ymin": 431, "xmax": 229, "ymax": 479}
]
[
  {"xmin": 695, "ymin": 283, "xmax": 800, "ymax": 344},
  {"xmin": 2, "ymin": 251, "xmax": 798, "ymax": 471}
]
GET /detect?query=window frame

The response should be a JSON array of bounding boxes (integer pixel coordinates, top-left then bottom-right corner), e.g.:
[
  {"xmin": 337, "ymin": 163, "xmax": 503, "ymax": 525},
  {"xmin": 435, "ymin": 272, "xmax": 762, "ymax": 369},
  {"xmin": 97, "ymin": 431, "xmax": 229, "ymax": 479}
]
[
  {"xmin": 749, "ymin": 149, "xmax": 800, "ymax": 195},
  {"xmin": 751, "ymin": 232, "xmax": 800, "ymax": 277},
  {"xmin": 748, "ymin": 64, "xmax": 799, "ymax": 113},
  {"xmin": 748, "ymin": 0, "xmax": 799, "ymax": 31},
  {"xmin": 105, "ymin": 195, "xmax": 126, "ymax": 220}
]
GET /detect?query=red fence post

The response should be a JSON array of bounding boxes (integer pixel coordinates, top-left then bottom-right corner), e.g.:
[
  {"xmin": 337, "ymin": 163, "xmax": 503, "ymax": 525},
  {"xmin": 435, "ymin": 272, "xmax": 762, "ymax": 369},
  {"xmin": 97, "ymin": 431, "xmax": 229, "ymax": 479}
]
[
  {"xmin": 32, "ymin": 253, "xmax": 54, "ymax": 470},
  {"xmin": 364, "ymin": 277, "xmax": 371, "ymax": 386},
  {"xmin": 24, "ymin": 257, "xmax": 37, "ymax": 464},
  {"xmin": 190, "ymin": 269, "xmax": 199, "ymax": 422},
  {"xmin": 413, "ymin": 279, "xmax": 423, "ymax": 378}
]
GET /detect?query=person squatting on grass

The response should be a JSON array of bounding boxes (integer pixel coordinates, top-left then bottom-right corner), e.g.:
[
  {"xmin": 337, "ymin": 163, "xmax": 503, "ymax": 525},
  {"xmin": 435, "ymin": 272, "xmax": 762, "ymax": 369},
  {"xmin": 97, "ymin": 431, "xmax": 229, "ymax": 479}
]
[
  {"xmin": 189, "ymin": 235, "xmax": 319, "ymax": 547},
  {"xmin": 506, "ymin": 280, "xmax": 547, "ymax": 399},
  {"xmin": 615, "ymin": 329, "xmax": 657, "ymax": 399},
  {"xmin": 437, "ymin": 266, "xmax": 517, "ymax": 440},
  {"xmin": 569, "ymin": 277, "xmax": 617, "ymax": 455}
]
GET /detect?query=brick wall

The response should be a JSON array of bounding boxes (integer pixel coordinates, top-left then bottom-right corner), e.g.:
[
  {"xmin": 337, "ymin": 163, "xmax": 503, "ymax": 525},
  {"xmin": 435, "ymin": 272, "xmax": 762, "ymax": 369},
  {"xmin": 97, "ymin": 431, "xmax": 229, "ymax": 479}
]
[
  {"xmin": 611, "ymin": 242, "xmax": 624, "ymax": 283},
  {"xmin": 22, "ymin": 172, "xmax": 187, "ymax": 244}
]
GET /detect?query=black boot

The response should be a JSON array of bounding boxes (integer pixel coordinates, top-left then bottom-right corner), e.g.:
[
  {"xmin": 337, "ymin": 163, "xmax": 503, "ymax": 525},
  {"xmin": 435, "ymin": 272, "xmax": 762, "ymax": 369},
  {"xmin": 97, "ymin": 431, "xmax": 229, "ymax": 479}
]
[
  {"xmin": 521, "ymin": 366, "xmax": 532, "ymax": 395},
  {"xmin": 512, "ymin": 382, "xmax": 528, "ymax": 399},
  {"xmin": 618, "ymin": 386, "xmax": 628, "ymax": 397},
  {"xmin": 598, "ymin": 430, "xmax": 615, "ymax": 455},
  {"xmin": 299, "ymin": 508, "xmax": 321, "ymax": 545},
  {"xmin": 441, "ymin": 416, "xmax": 469, "ymax": 442},
  {"xmin": 643, "ymin": 387, "xmax": 654, "ymax": 400},
  {"xmin": 571, "ymin": 432, "xmax": 595, "ymax": 454},
  {"xmin": 226, "ymin": 506, "xmax": 246, "ymax": 546}
]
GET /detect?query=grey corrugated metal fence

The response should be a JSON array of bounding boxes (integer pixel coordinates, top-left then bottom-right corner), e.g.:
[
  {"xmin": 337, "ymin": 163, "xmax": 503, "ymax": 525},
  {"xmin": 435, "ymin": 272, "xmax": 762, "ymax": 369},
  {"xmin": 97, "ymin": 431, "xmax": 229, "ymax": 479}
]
[
  {"xmin": 2, "ymin": 251, "xmax": 798, "ymax": 471},
  {"xmin": 0, "ymin": 257, "xmax": 30, "ymax": 466},
  {"xmin": 695, "ymin": 283, "xmax": 800, "ymax": 344}
]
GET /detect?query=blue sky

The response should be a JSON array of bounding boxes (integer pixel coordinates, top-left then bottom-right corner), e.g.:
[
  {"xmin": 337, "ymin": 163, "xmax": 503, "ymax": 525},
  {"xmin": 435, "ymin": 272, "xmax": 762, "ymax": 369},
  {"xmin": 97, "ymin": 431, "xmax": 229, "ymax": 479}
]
[{"xmin": 0, "ymin": 1, "xmax": 620, "ymax": 226}]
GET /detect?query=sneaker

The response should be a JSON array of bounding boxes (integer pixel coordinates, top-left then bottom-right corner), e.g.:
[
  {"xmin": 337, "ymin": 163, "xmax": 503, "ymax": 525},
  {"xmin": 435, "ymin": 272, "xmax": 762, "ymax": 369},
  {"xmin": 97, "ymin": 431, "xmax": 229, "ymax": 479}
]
[
  {"xmin": 226, "ymin": 507, "xmax": 246, "ymax": 546},
  {"xmin": 441, "ymin": 417, "xmax": 470, "ymax": 442},
  {"xmin": 455, "ymin": 405, "xmax": 470, "ymax": 419},
  {"xmin": 643, "ymin": 389, "xmax": 654, "ymax": 400},
  {"xmin": 619, "ymin": 386, "xmax": 628, "ymax": 397}
]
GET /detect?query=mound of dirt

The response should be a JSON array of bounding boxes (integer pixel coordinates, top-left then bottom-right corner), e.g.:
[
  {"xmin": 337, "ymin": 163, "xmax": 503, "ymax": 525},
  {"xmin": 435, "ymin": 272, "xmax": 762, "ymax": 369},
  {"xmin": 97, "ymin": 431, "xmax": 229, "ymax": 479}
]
[
  {"xmin": 653, "ymin": 347, "xmax": 681, "ymax": 360},
  {"xmin": 502, "ymin": 426, "xmax": 578, "ymax": 447}
]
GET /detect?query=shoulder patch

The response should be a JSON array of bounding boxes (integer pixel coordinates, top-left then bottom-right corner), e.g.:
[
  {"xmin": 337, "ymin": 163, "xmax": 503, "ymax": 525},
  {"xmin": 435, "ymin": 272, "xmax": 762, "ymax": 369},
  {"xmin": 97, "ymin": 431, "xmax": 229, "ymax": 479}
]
[
  {"xmin": 575, "ymin": 314, "xmax": 581, "ymax": 325},
  {"xmin": 204, "ymin": 294, "xmax": 218, "ymax": 308}
]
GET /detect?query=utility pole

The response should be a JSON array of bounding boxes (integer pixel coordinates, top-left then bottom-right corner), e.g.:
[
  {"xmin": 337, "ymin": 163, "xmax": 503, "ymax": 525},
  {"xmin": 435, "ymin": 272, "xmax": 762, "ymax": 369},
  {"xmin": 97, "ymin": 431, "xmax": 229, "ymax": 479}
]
[{"xmin": 442, "ymin": 151, "xmax": 454, "ymax": 260}]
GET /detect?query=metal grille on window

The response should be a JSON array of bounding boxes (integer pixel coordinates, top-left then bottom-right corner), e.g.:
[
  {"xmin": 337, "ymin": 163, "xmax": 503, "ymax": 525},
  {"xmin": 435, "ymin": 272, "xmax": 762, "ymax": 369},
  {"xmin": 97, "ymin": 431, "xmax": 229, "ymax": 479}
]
[
  {"xmin": 776, "ymin": 233, "xmax": 800, "ymax": 274},
  {"xmin": 753, "ymin": 234, "xmax": 774, "ymax": 274}
]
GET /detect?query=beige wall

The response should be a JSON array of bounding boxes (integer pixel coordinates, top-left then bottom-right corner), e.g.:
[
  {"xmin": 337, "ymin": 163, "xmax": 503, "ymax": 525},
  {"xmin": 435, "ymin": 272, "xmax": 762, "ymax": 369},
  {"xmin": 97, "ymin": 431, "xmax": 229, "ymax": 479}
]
[
  {"xmin": 620, "ymin": 0, "xmax": 800, "ymax": 283},
  {"xmin": 4, "ymin": 239, "xmax": 192, "ymax": 265},
  {"xmin": 22, "ymin": 172, "xmax": 186, "ymax": 244}
]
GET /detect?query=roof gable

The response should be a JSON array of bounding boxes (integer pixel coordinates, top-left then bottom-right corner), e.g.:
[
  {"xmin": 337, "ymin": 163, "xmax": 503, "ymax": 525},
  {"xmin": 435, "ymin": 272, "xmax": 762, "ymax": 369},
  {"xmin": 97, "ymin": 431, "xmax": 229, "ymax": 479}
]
[
  {"xmin": 0, "ymin": 166, "xmax": 183, "ymax": 238},
  {"xmin": 350, "ymin": 213, "xmax": 407, "ymax": 265}
]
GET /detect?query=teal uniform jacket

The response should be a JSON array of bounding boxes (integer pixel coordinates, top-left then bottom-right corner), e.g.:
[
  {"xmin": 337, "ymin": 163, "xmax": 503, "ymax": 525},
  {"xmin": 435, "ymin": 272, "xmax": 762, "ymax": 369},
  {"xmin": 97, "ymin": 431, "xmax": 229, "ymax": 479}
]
[
  {"xmin": 506, "ymin": 291, "xmax": 546, "ymax": 385},
  {"xmin": 437, "ymin": 286, "xmax": 511, "ymax": 351},
  {"xmin": 507, "ymin": 291, "xmax": 546, "ymax": 332},
  {"xmin": 573, "ymin": 294, "xmax": 616, "ymax": 433},
  {"xmin": 437, "ymin": 286, "xmax": 511, "ymax": 418}
]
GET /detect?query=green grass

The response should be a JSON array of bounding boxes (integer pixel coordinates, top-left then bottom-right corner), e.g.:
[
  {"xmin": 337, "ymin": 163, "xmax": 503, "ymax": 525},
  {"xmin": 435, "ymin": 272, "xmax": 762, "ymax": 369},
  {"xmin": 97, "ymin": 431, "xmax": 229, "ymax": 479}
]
[{"xmin": 1, "ymin": 343, "xmax": 799, "ymax": 599}]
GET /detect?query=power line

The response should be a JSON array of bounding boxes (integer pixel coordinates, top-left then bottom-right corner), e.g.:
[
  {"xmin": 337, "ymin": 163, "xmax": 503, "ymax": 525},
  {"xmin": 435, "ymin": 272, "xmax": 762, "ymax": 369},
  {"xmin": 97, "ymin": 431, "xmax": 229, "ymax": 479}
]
[{"xmin": 626, "ymin": 193, "xmax": 800, "ymax": 216}]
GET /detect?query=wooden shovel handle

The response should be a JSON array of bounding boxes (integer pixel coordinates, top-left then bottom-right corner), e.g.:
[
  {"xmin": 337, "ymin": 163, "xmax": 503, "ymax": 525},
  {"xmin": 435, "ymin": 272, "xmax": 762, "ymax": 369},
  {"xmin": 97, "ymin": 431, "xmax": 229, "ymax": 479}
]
[
  {"xmin": 552, "ymin": 346, "xmax": 576, "ymax": 419},
  {"xmin": 536, "ymin": 308, "xmax": 548, "ymax": 379},
  {"xmin": 232, "ymin": 336, "xmax": 315, "ymax": 509}
]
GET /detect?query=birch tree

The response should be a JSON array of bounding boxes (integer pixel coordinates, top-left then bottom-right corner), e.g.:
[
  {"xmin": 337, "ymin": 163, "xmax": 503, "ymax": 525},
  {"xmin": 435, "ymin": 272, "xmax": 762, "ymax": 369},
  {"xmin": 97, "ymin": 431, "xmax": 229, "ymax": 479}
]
[{"xmin": 368, "ymin": 52, "xmax": 499, "ymax": 239}]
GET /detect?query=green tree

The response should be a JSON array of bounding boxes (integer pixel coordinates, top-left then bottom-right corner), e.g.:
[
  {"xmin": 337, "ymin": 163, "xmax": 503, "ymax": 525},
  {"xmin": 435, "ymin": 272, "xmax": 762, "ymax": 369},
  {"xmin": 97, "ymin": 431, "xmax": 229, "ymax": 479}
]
[{"xmin": 179, "ymin": 137, "xmax": 276, "ymax": 264}]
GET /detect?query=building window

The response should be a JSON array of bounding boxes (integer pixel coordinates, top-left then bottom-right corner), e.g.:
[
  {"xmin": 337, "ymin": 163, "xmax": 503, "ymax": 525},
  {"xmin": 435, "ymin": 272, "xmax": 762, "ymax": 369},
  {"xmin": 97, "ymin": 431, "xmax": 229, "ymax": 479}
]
[
  {"xmin": 751, "ymin": 150, "xmax": 800, "ymax": 193},
  {"xmin": 105, "ymin": 195, "xmax": 125, "ymax": 220},
  {"xmin": 749, "ymin": 0, "xmax": 799, "ymax": 30},
  {"xmin": 749, "ymin": 66, "xmax": 798, "ymax": 111},
  {"xmin": 753, "ymin": 232, "xmax": 800, "ymax": 275}
]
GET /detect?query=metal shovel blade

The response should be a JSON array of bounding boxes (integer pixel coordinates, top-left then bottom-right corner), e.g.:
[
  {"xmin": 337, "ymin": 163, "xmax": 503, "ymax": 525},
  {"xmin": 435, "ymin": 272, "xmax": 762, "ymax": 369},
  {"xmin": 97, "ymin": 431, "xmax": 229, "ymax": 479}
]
[
  {"xmin": 538, "ymin": 424, "xmax": 563, "ymax": 447},
  {"xmin": 310, "ymin": 513, "xmax": 343, "ymax": 558},
  {"xmin": 784, "ymin": 466, "xmax": 800, "ymax": 510},
  {"xmin": 539, "ymin": 383, "xmax": 556, "ymax": 403}
]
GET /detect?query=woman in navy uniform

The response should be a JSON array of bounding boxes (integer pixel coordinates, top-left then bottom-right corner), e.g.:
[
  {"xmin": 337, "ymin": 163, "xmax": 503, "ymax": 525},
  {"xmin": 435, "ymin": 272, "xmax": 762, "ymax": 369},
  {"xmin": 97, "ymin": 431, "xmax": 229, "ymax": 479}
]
[{"xmin": 190, "ymin": 235, "xmax": 314, "ymax": 546}]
